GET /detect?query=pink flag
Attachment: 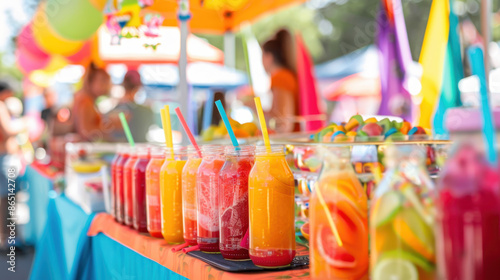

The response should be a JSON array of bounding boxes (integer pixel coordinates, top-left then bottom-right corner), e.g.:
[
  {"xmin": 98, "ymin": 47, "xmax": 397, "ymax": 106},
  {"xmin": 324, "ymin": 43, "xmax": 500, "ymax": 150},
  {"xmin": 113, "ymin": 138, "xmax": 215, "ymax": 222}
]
[{"xmin": 295, "ymin": 33, "xmax": 324, "ymax": 131}]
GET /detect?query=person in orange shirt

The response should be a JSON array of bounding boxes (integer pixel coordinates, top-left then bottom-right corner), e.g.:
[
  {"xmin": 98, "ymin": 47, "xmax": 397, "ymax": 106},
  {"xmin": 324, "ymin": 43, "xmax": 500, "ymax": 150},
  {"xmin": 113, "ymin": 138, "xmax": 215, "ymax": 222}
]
[
  {"xmin": 261, "ymin": 29, "xmax": 299, "ymax": 133},
  {"xmin": 72, "ymin": 64, "xmax": 113, "ymax": 141}
]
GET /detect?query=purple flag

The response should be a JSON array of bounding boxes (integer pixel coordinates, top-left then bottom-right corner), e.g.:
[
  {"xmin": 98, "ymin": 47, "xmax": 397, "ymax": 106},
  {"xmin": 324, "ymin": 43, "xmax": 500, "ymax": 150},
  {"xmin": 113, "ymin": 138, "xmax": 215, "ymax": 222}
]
[{"xmin": 377, "ymin": 0, "xmax": 413, "ymax": 121}]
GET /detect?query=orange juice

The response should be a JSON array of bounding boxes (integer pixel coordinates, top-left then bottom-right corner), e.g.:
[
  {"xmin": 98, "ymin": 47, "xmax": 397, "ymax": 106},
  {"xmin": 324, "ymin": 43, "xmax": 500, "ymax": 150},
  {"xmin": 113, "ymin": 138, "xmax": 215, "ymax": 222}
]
[
  {"xmin": 146, "ymin": 146, "xmax": 165, "ymax": 238},
  {"xmin": 160, "ymin": 147, "xmax": 187, "ymax": 244},
  {"xmin": 181, "ymin": 147, "xmax": 201, "ymax": 246},
  {"xmin": 310, "ymin": 147, "xmax": 368, "ymax": 280},
  {"xmin": 248, "ymin": 145, "xmax": 296, "ymax": 268}
]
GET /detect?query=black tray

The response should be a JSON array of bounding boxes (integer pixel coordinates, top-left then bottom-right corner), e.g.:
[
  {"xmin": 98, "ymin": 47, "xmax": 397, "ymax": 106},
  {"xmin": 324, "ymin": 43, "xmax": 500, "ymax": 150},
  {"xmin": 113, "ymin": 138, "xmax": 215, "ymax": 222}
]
[{"xmin": 187, "ymin": 251, "xmax": 309, "ymax": 272}]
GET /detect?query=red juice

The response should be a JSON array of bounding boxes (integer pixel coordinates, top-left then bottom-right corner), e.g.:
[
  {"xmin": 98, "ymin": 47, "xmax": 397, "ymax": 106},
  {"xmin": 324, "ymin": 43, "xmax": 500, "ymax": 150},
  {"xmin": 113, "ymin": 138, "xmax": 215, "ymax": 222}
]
[
  {"xmin": 115, "ymin": 151, "xmax": 130, "ymax": 224},
  {"xmin": 182, "ymin": 147, "xmax": 202, "ymax": 246},
  {"xmin": 110, "ymin": 152, "xmax": 120, "ymax": 218},
  {"xmin": 124, "ymin": 149, "xmax": 138, "ymax": 227},
  {"xmin": 197, "ymin": 145, "xmax": 225, "ymax": 253},
  {"xmin": 133, "ymin": 146, "xmax": 150, "ymax": 233},
  {"xmin": 146, "ymin": 146, "xmax": 165, "ymax": 238},
  {"xmin": 219, "ymin": 146, "xmax": 254, "ymax": 260},
  {"xmin": 436, "ymin": 145, "xmax": 500, "ymax": 280}
]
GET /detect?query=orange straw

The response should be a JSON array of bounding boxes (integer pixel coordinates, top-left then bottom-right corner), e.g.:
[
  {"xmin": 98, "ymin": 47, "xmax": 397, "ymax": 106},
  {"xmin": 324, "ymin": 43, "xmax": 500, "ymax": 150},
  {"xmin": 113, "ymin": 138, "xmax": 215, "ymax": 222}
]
[
  {"xmin": 253, "ymin": 97, "xmax": 271, "ymax": 153},
  {"xmin": 174, "ymin": 107, "xmax": 202, "ymax": 158},
  {"xmin": 160, "ymin": 106, "xmax": 174, "ymax": 159}
]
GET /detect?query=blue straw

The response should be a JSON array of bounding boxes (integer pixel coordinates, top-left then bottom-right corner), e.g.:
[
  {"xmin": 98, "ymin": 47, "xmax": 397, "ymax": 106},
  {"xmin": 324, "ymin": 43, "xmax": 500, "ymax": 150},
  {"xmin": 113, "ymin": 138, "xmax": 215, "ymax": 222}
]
[
  {"xmin": 468, "ymin": 46, "xmax": 497, "ymax": 165},
  {"xmin": 214, "ymin": 100, "xmax": 240, "ymax": 151}
]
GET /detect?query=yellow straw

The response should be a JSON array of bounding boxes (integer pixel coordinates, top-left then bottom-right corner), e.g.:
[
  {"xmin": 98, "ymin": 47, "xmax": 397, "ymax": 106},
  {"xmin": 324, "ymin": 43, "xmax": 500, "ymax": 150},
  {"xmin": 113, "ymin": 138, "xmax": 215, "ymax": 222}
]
[
  {"xmin": 253, "ymin": 97, "xmax": 271, "ymax": 152},
  {"xmin": 316, "ymin": 183, "xmax": 343, "ymax": 247},
  {"xmin": 160, "ymin": 106, "xmax": 174, "ymax": 159}
]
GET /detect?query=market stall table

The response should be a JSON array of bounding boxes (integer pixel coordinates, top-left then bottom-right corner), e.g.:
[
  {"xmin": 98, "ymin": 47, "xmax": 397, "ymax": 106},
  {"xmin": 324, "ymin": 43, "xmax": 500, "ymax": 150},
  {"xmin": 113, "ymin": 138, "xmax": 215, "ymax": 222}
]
[
  {"xmin": 88, "ymin": 214, "xmax": 310, "ymax": 280},
  {"xmin": 29, "ymin": 195, "xmax": 95, "ymax": 280},
  {"xmin": 22, "ymin": 162, "xmax": 60, "ymax": 245}
]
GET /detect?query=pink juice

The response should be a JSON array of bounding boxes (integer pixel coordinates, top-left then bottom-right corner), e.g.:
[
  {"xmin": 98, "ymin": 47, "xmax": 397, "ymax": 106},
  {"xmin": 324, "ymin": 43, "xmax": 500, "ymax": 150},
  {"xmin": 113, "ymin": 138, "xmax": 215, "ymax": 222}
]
[
  {"xmin": 110, "ymin": 152, "xmax": 120, "ymax": 218},
  {"xmin": 133, "ymin": 147, "xmax": 150, "ymax": 233},
  {"xmin": 219, "ymin": 146, "xmax": 254, "ymax": 260},
  {"xmin": 197, "ymin": 145, "xmax": 225, "ymax": 253},
  {"xmin": 124, "ymin": 150, "xmax": 138, "ymax": 227},
  {"xmin": 436, "ymin": 145, "xmax": 500, "ymax": 280},
  {"xmin": 115, "ymin": 151, "xmax": 130, "ymax": 224}
]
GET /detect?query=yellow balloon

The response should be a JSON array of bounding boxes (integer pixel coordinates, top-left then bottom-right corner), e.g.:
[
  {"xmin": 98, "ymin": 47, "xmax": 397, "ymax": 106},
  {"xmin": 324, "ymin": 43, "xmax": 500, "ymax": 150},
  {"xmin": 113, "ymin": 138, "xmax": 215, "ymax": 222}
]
[
  {"xmin": 31, "ymin": 3, "xmax": 84, "ymax": 56},
  {"xmin": 44, "ymin": 55, "xmax": 68, "ymax": 73}
]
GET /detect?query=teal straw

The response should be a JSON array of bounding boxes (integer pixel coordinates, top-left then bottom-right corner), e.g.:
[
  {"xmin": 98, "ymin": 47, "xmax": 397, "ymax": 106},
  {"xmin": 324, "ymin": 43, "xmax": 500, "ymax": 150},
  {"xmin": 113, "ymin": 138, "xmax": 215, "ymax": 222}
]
[
  {"xmin": 214, "ymin": 100, "xmax": 240, "ymax": 151},
  {"xmin": 119, "ymin": 112, "xmax": 135, "ymax": 147},
  {"xmin": 468, "ymin": 46, "xmax": 497, "ymax": 165}
]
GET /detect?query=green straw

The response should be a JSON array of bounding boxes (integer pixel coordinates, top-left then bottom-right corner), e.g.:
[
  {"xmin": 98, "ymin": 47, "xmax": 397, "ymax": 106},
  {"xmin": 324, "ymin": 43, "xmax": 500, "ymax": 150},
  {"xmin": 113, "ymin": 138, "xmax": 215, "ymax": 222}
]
[{"xmin": 119, "ymin": 112, "xmax": 135, "ymax": 147}]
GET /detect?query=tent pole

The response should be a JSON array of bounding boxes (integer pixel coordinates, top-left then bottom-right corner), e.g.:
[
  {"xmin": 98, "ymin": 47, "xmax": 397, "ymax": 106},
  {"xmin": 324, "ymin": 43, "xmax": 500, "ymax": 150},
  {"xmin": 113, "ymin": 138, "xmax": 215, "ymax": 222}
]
[
  {"xmin": 224, "ymin": 31, "xmax": 236, "ymax": 68},
  {"xmin": 178, "ymin": 0, "xmax": 190, "ymax": 143}
]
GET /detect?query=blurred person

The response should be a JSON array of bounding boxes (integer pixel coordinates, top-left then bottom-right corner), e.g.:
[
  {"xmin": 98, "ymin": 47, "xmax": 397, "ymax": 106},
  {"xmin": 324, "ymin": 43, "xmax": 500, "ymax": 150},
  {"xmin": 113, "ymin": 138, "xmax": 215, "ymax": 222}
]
[
  {"xmin": 40, "ymin": 88, "xmax": 58, "ymax": 150},
  {"xmin": 73, "ymin": 63, "xmax": 113, "ymax": 141},
  {"xmin": 107, "ymin": 70, "xmax": 153, "ymax": 142},
  {"xmin": 261, "ymin": 29, "xmax": 299, "ymax": 133},
  {"xmin": 0, "ymin": 81, "xmax": 25, "ymax": 250}
]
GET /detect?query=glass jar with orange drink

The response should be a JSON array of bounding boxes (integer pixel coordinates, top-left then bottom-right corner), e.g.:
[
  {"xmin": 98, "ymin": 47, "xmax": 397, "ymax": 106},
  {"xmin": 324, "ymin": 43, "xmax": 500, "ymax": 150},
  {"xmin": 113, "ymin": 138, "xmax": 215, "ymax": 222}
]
[
  {"xmin": 160, "ymin": 146, "xmax": 187, "ymax": 243},
  {"xmin": 182, "ymin": 146, "xmax": 201, "ymax": 246},
  {"xmin": 310, "ymin": 146, "xmax": 368, "ymax": 279},
  {"xmin": 197, "ymin": 145, "xmax": 225, "ymax": 253},
  {"xmin": 146, "ymin": 146, "xmax": 165, "ymax": 238},
  {"xmin": 248, "ymin": 145, "xmax": 296, "ymax": 268},
  {"xmin": 370, "ymin": 145, "xmax": 435, "ymax": 280}
]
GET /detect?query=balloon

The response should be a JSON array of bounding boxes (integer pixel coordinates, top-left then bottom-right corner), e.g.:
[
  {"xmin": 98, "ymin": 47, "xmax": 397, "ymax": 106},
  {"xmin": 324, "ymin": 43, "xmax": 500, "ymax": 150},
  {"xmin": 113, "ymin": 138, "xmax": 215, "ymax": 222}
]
[
  {"xmin": 32, "ymin": 3, "xmax": 84, "ymax": 56},
  {"xmin": 43, "ymin": 55, "xmax": 68, "ymax": 73},
  {"xmin": 88, "ymin": 0, "xmax": 108, "ymax": 11},
  {"xmin": 45, "ymin": 0, "xmax": 104, "ymax": 41},
  {"xmin": 15, "ymin": 48, "xmax": 51, "ymax": 74},
  {"xmin": 17, "ymin": 24, "xmax": 49, "ymax": 60},
  {"xmin": 66, "ymin": 41, "xmax": 92, "ymax": 64}
]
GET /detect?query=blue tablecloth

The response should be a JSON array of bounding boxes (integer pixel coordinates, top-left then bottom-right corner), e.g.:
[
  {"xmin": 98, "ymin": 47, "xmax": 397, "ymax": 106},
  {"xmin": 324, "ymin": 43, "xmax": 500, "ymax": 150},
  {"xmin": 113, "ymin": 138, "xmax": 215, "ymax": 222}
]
[
  {"xmin": 90, "ymin": 234, "xmax": 188, "ymax": 280},
  {"xmin": 29, "ymin": 195, "xmax": 95, "ymax": 280},
  {"xmin": 22, "ymin": 165, "xmax": 54, "ymax": 245}
]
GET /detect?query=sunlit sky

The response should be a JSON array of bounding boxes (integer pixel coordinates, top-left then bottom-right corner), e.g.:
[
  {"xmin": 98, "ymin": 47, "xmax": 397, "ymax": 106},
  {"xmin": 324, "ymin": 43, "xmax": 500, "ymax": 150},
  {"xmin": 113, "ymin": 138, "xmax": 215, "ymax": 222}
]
[{"xmin": 0, "ymin": 1, "xmax": 31, "ymax": 52}]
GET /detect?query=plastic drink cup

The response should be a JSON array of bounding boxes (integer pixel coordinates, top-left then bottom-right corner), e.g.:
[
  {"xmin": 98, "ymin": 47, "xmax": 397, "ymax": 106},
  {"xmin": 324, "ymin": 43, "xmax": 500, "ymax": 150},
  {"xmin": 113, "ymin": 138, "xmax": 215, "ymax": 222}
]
[
  {"xmin": 436, "ymin": 144, "xmax": 500, "ymax": 280},
  {"xmin": 124, "ymin": 147, "xmax": 138, "ymax": 227},
  {"xmin": 182, "ymin": 147, "xmax": 201, "ymax": 246},
  {"xmin": 160, "ymin": 147, "xmax": 187, "ymax": 244},
  {"xmin": 115, "ymin": 149, "xmax": 130, "ymax": 224},
  {"xmin": 146, "ymin": 146, "xmax": 165, "ymax": 238},
  {"xmin": 197, "ymin": 145, "xmax": 225, "ymax": 253},
  {"xmin": 311, "ymin": 147, "xmax": 368, "ymax": 279},
  {"xmin": 219, "ymin": 146, "xmax": 254, "ymax": 260},
  {"xmin": 370, "ymin": 145, "xmax": 436, "ymax": 280},
  {"xmin": 133, "ymin": 146, "xmax": 150, "ymax": 233},
  {"xmin": 248, "ymin": 145, "xmax": 296, "ymax": 268}
]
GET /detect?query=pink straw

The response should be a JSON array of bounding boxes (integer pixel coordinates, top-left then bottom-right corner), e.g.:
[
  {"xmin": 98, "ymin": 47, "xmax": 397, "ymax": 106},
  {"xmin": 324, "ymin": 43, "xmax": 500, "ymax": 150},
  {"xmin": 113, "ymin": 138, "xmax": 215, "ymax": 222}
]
[
  {"xmin": 182, "ymin": 245, "xmax": 199, "ymax": 253},
  {"xmin": 174, "ymin": 108, "xmax": 202, "ymax": 158},
  {"xmin": 171, "ymin": 243, "xmax": 189, "ymax": 252}
]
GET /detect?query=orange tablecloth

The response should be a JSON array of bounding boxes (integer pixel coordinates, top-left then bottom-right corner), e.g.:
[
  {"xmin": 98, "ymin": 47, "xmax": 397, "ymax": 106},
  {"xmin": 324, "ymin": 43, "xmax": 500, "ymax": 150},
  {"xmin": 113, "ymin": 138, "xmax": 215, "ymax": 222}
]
[{"xmin": 88, "ymin": 213, "xmax": 310, "ymax": 280}]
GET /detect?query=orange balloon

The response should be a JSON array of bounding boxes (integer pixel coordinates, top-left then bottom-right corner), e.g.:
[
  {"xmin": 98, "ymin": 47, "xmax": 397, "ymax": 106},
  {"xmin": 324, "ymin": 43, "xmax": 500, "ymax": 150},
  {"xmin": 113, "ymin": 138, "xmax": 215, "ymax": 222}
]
[
  {"xmin": 31, "ymin": 3, "xmax": 84, "ymax": 56},
  {"xmin": 88, "ymin": 0, "xmax": 108, "ymax": 11}
]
